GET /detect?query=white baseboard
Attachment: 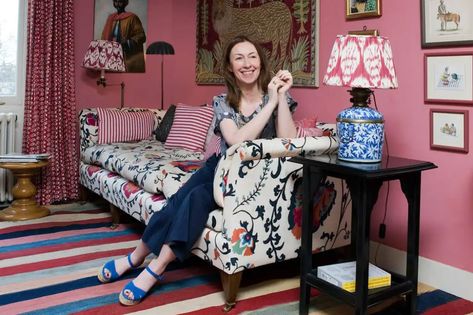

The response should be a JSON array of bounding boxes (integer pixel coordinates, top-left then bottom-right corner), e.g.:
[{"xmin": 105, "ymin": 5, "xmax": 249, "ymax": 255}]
[{"xmin": 370, "ymin": 242, "xmax": 473, "ymax": 302}]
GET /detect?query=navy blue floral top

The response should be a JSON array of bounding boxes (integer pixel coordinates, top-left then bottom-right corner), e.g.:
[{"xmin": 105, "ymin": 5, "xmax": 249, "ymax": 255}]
[{"xmin": 212, "ymin": 93, "xmax": 297, "ymax": 153}]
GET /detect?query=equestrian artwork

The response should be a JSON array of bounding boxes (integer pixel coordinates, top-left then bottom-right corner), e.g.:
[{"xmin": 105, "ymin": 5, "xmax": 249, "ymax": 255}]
[
  {"xmin": 437, "ymin": 0, "xmax": 460, "ymax": 31},
  {"xmin": 196, "ymin": 0, "xmax": 320, "ymax": 87}
]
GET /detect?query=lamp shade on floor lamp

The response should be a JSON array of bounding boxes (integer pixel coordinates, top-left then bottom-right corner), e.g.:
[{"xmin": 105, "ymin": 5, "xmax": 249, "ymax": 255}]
[{"xmin": 146, "ymin": 41, "xmax": 175, "ymax": 110}]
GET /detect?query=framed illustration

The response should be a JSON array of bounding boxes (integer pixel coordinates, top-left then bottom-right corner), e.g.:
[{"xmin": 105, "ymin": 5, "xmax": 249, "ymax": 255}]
[
  {"xmin": 93, "ymin": 0, "xmax": 148, "ymax": 73},
  {"xmin": 421, "ymin": 0, "xmax": 473, "ymax": 48},
  {"xmin": 196, "ymin": 0, "xmax": 320, "ymax": 87},
  {"xmin": 346, "ymin": 0, "xmax": 381, "ymax": 20},
  {"xmin": 430, "ymin": 109, "xmax": 469, "ymax": 152},
  {"xmin": 424, "ymin": 53, "xmax": 473, "ymax": 105}
]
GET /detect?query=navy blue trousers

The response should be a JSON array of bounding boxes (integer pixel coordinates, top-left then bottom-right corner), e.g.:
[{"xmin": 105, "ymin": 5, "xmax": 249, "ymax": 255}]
[{"xmin": 141, "ymin": 154, "xmax": 219, "ymax": 261}]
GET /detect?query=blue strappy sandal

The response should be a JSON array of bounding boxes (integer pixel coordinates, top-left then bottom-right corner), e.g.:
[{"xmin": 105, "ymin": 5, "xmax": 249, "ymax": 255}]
[
  {"xmin": 97, "ymin": 254, "xmax": 140, "ymax": 283},
  {"xmin": 118, "ymin": 266, "xmax": 164, "ymax": 306}
]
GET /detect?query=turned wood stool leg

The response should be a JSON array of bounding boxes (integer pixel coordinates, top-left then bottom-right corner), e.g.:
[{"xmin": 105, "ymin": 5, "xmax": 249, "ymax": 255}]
[
  {"xmin": 219, "ymin": 270, "xmax": 243, "ymax": 312},
  {"xmin": 0, "ymin": 166, "xmax": 49, "ymax": 221}
]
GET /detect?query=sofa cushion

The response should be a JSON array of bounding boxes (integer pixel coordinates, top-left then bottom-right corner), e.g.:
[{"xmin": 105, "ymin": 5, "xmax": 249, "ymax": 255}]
[
  {"xmin": 154, "ymin": 104, "xmax": 176, "ymax": 142},
  {"xmin": 165, "ymin": 104, "xmax": 214, "ymax": 152},
  {"xmin": 81, "ymin": 139, "xmax": 204, "ymax": 197},
  {"xmin": 97, "ymin": 108, "xmax": 155, "ymax": 144}
]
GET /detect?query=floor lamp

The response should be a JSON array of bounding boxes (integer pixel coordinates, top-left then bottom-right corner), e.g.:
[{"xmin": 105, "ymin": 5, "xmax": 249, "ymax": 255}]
[
  {"xmin": 146, "ymin": 41, "xmax": 175, "ymax": 110},
  {"xmin": 82, "ymin": 40, "xmax": 127, "ymax": 108}
]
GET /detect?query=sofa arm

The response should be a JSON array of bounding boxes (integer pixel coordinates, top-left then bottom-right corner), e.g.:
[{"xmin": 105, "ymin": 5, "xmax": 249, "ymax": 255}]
[
  {"xmin": 235, "ymin": 135, "xmax": 339, "ymax": 162},
  {"xmin": 213, "ymin": 129, "xmax": 339, "ymax": 209},
  {"xmin": 78, "ymin": 107, "xmax": 167, "ymax": 152},
  {"xmin": 213, "ymin": 134, "xmax": 346, "ymax": 251}
]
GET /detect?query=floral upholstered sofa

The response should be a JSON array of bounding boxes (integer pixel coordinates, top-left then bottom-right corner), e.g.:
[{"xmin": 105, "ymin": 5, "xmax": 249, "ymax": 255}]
[{"xmin": 79, "ymin": 107, "xmax": 352, "ymax": 310}]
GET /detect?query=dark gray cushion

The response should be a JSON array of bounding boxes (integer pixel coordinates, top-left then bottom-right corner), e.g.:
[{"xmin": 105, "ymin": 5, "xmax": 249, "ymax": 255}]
[{"xmin": 154, "ymin": 105, "xmax": 176, "ymax": 142}]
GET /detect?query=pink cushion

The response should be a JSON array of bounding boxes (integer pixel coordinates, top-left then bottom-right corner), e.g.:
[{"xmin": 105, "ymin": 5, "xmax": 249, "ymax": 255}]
[
  {"xmin": 203, "ymin": 134, "xmax": 221, "ymax": 160},
  {"xmin": 296, "ymin": 127, "xmax": 324, "ymax": 137},
  {"xmin": 295, "ymin": 116, "xmax": 317, "ymax": 128},
  {"xmin": 165, "ymin": 104, "xmax": 214, "ymax": 152},
  {"xmin": 97, "ymin": 108, "xmax": 155, "ymax": 144}
]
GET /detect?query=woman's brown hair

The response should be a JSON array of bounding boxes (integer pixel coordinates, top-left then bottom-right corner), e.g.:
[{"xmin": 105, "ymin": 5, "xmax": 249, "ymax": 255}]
[{"xmin": 222, "ymin": 35, "xmax": 271, "ymax": 111}]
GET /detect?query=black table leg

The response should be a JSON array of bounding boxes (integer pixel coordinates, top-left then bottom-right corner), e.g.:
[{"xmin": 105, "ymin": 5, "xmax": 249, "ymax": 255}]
[
  {"xmin": 348, "ymin": 179, "xmax": 382, "ymax": 315},
  {"xmin": 400, "ymin": 173, "xmax": 421, "ymax": 315},
  {"xmin": 299, "ymin": 166, "xmax": 325, "ymax": 315}
]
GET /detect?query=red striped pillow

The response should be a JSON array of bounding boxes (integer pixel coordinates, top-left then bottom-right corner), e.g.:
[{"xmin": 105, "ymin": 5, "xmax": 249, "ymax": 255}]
[
  {"xmin": 97, "ymin": 108, "xmax": 155, "ymax": 144},
  {"xmin": 165, "ymin": 104, "xmax": 214, "ymax": 152}
]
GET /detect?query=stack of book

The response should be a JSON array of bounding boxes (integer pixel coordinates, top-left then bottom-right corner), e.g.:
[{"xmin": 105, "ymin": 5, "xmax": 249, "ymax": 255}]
[
  {"xmin": 0, "ymin": 153, "xmax": 50, "ymax": 163},
  {"xmin": 317, "ymin": 261, "xmax": 391, "ymax": 292}
]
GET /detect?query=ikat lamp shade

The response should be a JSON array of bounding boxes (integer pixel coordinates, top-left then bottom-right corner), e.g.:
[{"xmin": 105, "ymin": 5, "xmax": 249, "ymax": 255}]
[
  {"xmin": 323, "ymin": 35, "xmax": 398, "ymax": 163},
  {"xmin": 82, "ymin": 40, "xmax": 126, "ymax": 86}
]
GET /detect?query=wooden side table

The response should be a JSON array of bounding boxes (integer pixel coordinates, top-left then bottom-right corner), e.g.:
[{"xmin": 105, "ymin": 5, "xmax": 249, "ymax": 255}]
[
  {"xmin": 0, "ymin": 160, "xmax": 50, "ymax": 221},
  {"xmin": 291, "ymin": 155, "xmax": 437, "ymax": 315}
]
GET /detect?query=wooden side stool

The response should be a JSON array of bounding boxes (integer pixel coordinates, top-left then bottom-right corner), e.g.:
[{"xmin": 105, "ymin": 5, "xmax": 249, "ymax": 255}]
[{"xmin": 0, "ymin": 160, "xmax": 50, "ymax": 221}]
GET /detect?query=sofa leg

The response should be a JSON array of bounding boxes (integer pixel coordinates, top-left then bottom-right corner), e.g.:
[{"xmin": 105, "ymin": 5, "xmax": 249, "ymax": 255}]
[
  {"xmin": 109, "ymin": 203, "xmax": 121, "ymax": 230},
  {"xmin": 78, "ymin": 185, "xmax": 89, "ymax": 205},
  {"xmin": 219, "ymin": 270, "xmax": 243, "ymax": 312}
]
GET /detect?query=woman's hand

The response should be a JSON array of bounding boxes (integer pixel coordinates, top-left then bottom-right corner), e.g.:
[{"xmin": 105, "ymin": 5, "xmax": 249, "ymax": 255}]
[
  {"xmin": 267, "ymin": 75, "xmax": 280, "ymax": 105},
  {"xmin": 275, "ymin": 70, "xmax": 293, "ymax": 95}
]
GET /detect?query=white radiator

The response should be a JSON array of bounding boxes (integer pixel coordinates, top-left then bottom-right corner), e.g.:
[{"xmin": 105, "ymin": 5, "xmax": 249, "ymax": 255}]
[{"xmin": 0, "ymin": 113, "xmax": 17, "ymax": 203}]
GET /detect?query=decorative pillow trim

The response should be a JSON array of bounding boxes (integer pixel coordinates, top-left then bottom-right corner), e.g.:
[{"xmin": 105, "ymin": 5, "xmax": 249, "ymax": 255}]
[
  {"xmin": 165, "ymin": 105, "xmax": 214, "ymax": 152},
  {"xmin": 97, "ymin": 108, "xmax": 155, "ymax": 144}
]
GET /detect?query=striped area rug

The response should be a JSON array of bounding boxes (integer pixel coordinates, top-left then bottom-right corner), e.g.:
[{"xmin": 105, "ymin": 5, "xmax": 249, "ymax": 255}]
[{"xmin": 1, "ymin": 202, "xmax": 473, "ymax": 315}]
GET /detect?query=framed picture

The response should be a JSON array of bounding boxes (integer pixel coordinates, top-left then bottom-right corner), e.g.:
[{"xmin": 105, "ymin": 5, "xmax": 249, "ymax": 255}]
[
  {"xmin": 346, "ymin": 0, "xmax": 381, "ymax": 20},
  {"xmin": 348, "ymin": 29, "xmax": 379, "ymax": 36},
  {"xmin": 421, "ymin": 0, "xmax": 473, "ymax": 48},
  {"xmin": 430, "ymin": 109, "xmax": 469, "ymax": 152},
  {"xmin": 196, "ymin": 0, "xmax": 320, "ymax": 87},
  {"xmin": 424, "ymin": 53, "xmax": 473, "ymax": 105},
  {"xmin": 93, "ymin": 0, "xmax": 148, "ymax": 73}
]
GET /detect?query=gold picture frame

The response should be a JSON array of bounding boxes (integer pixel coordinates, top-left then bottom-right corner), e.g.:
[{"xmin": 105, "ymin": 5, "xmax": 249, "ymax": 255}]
[
  {"xmin": 348, "ymin": 29, "xmax": 379, "ymax": 36},
  {"xmin": 346, "ymin": 0, "xmax": 382, "ymax": 20}
]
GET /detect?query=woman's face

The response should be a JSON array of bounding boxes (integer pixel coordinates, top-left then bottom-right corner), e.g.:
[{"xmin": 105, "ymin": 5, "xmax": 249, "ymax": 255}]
[{"xmin": 228, "ymin": 41, "xmax": 261, "ymax": 88}]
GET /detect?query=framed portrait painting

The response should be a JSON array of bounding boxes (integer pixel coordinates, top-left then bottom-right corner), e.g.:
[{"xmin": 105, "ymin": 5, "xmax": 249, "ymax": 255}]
[
  {"xmin": 93, "ymin": 0, "xmax": 148, "ymax": 73},
  {"xmin": 430, "ymin": 109, "xmax": 469, "ymax": 153},
  {"xmin": 196, "ymin": 0, "xmax": 320, "ymax": 87},
  {"xmin": 421, "ymin": 0, "xmax": 473, "ymax": 48},
  {"xmin": 346, "ymin": 0, "xmax": 381, "ymax": 20},
  {"xmin": 424, "ymin": 53, "xmax": 473, "ymax": 105}
]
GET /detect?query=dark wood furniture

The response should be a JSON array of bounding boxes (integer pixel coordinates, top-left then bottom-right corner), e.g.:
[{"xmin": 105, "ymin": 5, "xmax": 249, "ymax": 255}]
[
  {"xmin": 0, "ymin": 160, "xmax": 50, "ymax": 221},
  {"xmin": 291, "ymin": 155, "xmax": 437, "ymax": 315}
]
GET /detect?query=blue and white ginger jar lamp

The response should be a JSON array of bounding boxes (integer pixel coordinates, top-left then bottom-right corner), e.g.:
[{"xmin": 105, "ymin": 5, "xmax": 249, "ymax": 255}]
[{"xmin": 323, "ymin": 35, "xmax": 398, "ymax": 163}]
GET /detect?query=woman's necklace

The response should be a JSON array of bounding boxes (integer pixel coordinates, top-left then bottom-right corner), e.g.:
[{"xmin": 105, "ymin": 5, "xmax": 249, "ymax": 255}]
[{"xmin": 240, "ymin": 93, "xmax": 263, "ymax": 117}]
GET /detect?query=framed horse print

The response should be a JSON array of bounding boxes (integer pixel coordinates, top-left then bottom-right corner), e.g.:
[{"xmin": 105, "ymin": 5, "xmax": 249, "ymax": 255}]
[{"xmin": 421, "ymin": 0, "xmax": 473, "ymax": 48}]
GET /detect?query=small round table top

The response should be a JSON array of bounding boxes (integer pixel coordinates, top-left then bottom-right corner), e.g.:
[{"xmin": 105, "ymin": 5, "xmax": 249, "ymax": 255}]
[{"xmin": 0, "ymin": 160, "xmax": 49, "ymax": 170}]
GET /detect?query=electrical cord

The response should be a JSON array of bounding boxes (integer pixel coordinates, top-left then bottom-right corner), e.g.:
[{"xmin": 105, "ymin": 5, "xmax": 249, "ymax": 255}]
[{"xmin": 372, "ymin": 91, "xmax": 390, "ymax": 265}]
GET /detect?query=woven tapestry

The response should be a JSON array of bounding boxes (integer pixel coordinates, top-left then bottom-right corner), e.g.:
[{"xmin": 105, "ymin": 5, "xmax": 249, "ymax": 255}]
[{"xmin": 196, "ymin": 0, "xmax": 320, "ymax": 87}]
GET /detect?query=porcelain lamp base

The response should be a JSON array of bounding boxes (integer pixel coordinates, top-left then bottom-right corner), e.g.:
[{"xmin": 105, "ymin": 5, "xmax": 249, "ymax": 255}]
[{"xmin": 336, "ymin": 105, "xmax": 384, "ymax": 163}]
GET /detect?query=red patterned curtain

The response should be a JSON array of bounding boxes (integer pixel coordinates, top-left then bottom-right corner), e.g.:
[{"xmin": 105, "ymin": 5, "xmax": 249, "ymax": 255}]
[{"xmin": 23, "ymin": 0, "xmax": 78, "ymax": 204}]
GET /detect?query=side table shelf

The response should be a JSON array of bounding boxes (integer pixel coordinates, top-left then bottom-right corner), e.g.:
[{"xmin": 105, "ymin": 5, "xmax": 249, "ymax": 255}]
[{"xmin": 291, "ymin": 155, "xmax": 437, "ymax": 315}]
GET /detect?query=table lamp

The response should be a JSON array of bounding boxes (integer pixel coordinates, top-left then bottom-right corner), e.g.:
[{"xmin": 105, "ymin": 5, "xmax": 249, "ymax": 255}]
[
  {"xmin": 323, "ymin": 35, "xmax": 398, "ymax": 163},
  {"xmin": 146, "ymin": 41, "xmax": 175, "ymax": 110},
  {"xmin": 82, "ymin": 40, "xmax": 126, "ymax": 108}
]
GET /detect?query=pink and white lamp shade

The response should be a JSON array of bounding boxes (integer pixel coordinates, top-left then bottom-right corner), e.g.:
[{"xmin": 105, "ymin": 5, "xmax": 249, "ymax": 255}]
[
  {"xmin": 82, "ymin": 40, "xmax": 126, "ymax": 86},
  {"xmin": 323, "ymin": 35, "xmax": 398, "ymax": 163}
]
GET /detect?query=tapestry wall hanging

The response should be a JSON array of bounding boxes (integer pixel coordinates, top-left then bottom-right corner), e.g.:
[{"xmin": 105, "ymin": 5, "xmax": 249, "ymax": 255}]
[{"xmin": 196, "ymin": 0, "xmax": 320, "ymax": 87}]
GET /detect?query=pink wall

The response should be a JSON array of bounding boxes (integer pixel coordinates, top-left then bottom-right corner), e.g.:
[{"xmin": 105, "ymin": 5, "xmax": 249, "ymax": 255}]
[{"xmin": 74, "ymin": 1, "xmax": 473, "ymax": 273}]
